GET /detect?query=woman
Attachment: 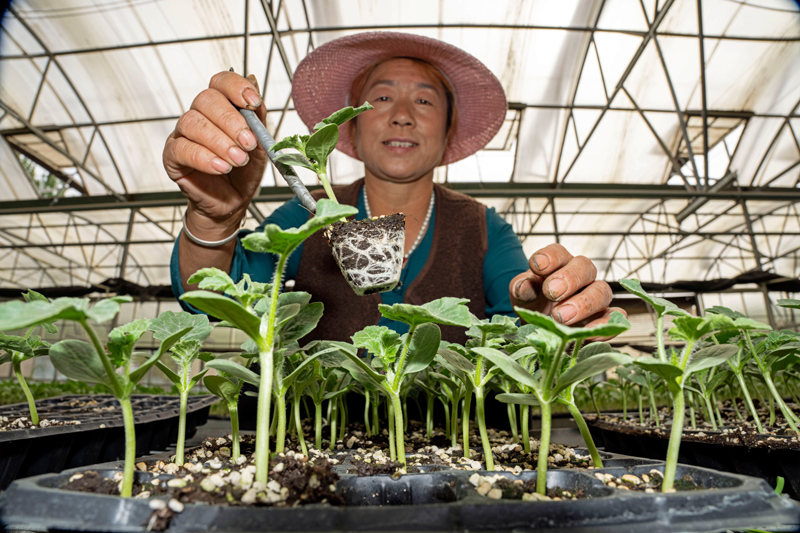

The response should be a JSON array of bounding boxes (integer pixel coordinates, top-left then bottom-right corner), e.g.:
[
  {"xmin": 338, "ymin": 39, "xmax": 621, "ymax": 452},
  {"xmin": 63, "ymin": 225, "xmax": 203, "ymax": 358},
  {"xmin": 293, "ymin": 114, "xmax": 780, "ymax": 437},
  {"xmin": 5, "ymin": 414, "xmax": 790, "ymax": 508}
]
[{"xmin": 165, "ymin": 32, "xmax": 621, "ymax": 342}]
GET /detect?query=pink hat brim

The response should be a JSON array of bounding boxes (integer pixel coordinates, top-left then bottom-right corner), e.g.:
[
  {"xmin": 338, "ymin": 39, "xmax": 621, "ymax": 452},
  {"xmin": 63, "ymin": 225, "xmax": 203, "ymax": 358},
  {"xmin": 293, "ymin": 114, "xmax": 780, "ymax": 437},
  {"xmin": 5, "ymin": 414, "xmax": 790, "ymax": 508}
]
[{"xmin": 291, "ymin": 31, "xmax": 507, "ymax": 166}]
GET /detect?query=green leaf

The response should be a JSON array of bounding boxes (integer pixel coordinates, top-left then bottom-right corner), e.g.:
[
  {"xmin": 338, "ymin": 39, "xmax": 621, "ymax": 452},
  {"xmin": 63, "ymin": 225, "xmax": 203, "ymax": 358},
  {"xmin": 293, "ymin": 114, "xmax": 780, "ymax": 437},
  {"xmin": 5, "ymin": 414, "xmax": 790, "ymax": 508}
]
[
  {"xmin": 204, "ymin": 375, "xmax": 240, "ymax": 404},
  {"xmin": 402, "ymin": 323, "xmax": 442, "ymax": 375},
  {"xmin": 496, "ymin": 392, "xmax": 541, "ymax": 407},
  {"xmin": 272, "ymin": 153, "xmax": 316, "ymax": 172},
  {"xmin": 474, "ymin": 347, "xmax": 541, "ymax": 393},
  {"xmin": 187, "ymin": 267, "xmax": 235, "ymax": 293},
  {"xmin": 241, "ymin": 199, "xmax": 357, "ymax": 257},
  {"xmin": 189, "ymin": 368, "xmax": 210, "ymax": 390},
  {"xmin": 553, "ymin": 353, "xmax": 632, "ymax": 397},
  {"xmin": 619, "ymin": 279, "xmax": 690, "ymax": 318},
  {"xmin": 352, "ymin": 326, "xmax": 401, "ymax": 364},
  {"xmin": 466, "ymin": 314, "xmax": 518, "ymax": 340},
  {"xmin": 50, "ymin": 339, "xmax": 115, "ymax": 389},
  {"xmin": 632, "ymin": 356, "xmax": 683, "ymax": 391},
  {"xmin": 705, "ymin": 305, "xmax": 746, "ymax": 319},
  {"xmin": 155, "ymin": 360, "xmax": 180, "ymax": 384},
  {"xmin": 271, "ymin": 134, "xmax": 308, "ymax": 153},
  {"xmin": 149, "ymin": 311, "xmax": 213, "ymax": 343},
  {"xmin": 0, "ymin": 333, "xmax": 33, "ymax": 359},
  {"xmin": 206, "ymin": 359, "xmax": 260, "ymax": 387},
  {"xmin": 669, "ymin": 313, "xmax": 737, "ymax": 343},
  {"xmin": 107, "ymin": 318, "xmax": 150, "ymax": 367},
  {"xmin": 379, "ymin": 297, "xmax": 472, "ymax": 328},
  {"xmin": 169, "ymin": 339, "xmax": 203, "ymax": 369},
  {"xmin": 329, "ymin": 340, "xmax": 386, "ymax": 386},
  {"xmin": 777, "ymin": 298, "xmax": 800, "ymax": 310},
  {"xmin": 706, "ymin": 368, "xmax": 734, "ymax": 392},
  {"xmin": 313, "ymin": 102, "xmax": 374, "ymax": 130},
  {"xmin": 435, "ymin": 349, "xmax": 476, "ymax": 377},
  {"xmin": 732, "ymin": 317, "xmax": 772, "ymax": 332},
  {"xmin": 180, "ymin": 291, "xmax": 262, "ymax": 344},
  {"xmin": 0, "ymin": 298, "xmax": 82, "ymax": 331},
  {"xmin": 87, "ymin": 296, "xmax": 132, "ymax": 324},
  {"xmin": 304, "ymin": 123, "xmax": 339, "ymax": 168},
  {"xmin": 514, "ymin": 308, "xmax": 631, "ymax": 341},
  {"xmin": 277, "ymin": 302, "xmax": 323, "ymax": 345},
  {"xmin": 577, "ymin": 342, "xmax": 613, "ymax": 362},
  {"xmin": 684, "ymin": 344, "xmax": 739, "ymax": 376}
]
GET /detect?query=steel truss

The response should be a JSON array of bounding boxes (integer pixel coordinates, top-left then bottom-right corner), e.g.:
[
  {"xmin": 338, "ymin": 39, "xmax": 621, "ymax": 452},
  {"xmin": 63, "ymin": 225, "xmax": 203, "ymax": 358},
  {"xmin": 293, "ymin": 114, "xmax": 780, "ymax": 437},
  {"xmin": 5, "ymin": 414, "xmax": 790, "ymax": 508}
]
[{"xmin": 0, "ymin": 0, "xmax": 798, "ymax": 293}]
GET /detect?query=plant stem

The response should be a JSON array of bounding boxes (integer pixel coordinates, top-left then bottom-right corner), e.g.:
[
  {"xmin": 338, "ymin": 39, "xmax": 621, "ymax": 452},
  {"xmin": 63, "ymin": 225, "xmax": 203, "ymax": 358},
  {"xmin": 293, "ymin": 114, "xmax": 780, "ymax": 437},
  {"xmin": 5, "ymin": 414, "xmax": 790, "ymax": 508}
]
[
  {"xmin": 372, "ymin": 394, "xmax": 380, "ymax": 435},
  {"xmin": 566, "ymin": 402, "xmax": 603, "ymax": 468},
  {"xmin": 229, "ymin": 402, "xmax": 240, "ymax": 460},
  {"xmin": 339, "ymin": 397, "xmax": 347, "ymax": 441},
  {"xmin": 293, "ymin": 394, "xmax": 307, "ymax": 455},
  {"xmin": 317, "ymin": 171, "xmax": 338, "ymax": 204},
  {"xmin": 119, "ymin": 396, "xmax": 136, "ymax": 498},
  {"xmin": 662, "ymin": 390, "xmax": 685, "ymax": 492},
  {"xmin": 390, "ymin": 393, "xmax": 406, "ymax": 464},
  {"xmin": 637, "ymin": 390, "xmax": 644, "ymax": 425},
  {"xmin": 387, "ymin": 400, "xmax": 397, "ymax": 461},
  {"xmin": 314, "ymin": 402, "xmax": 322, "ymax": 450},
  {"xmin": 702, "ymin": 394, "xmax": 718, "ymax": 430},
  {"xmin": 175, "ymin": 389, "xmax": 188, "ymax": 466},
  {"xmin": 589, "ymin": 387, "xmax": 600, "ymax": 416},
  {"xmin": 448, "ymin": 398, "xmax": 457, "ymax": 449},
  {"xmin": 79, "ymin": 320, "xmax": 122, "ymax": 397},
  {"xmin": 689, "ymin": 402, "xmax": 696, "ymax": 429},
  {"xmin": 426, "ymin": 394, "xmax": 434, "ymax": 438},
  {"xmin": 521, "ymin": 404, "xmax": 531, "ymax": 454},
  {"xmin": 462, "ymin": 386, "xmax": 473, "ymax": 458},
  {"xmin": 733, "ymin": 371, "xmax": 763, "ymax": 432},
  {"xmin": 255, "ymin": 254, "xmax": 286, "ymax": 484},
  {"xmin": 475, "ymin": 388, "xmax": 493, "ymax": 470},
  {"xmin": 535, "ymin": 400, "xmax": 552, "ymax": 496},
  {"xmin": 648, "ymin": 386, "xmax": 660, "ymax": 427},
  {"xmin": 275, "ymin": 395, "xmax": 287, "ymax": 453},
  {"xmin": 713, "ymin": 397, "xmax": 724, "ymax": 428},
  {"xmin": 656, "ymin": 315, "xmax": 666, "ymax": 361},
  {"xmin": 364, "ymin": 391, "xmax": 372, "ymax": 437},
  {"xmin": 329, "ymin": 399, "xmax": 337, "ymax": 450},
  {"xmin": 507, "ymin": 403, "xmax": 519, "ymax": 444},
  {"xmin": 761, "ymin": 372, "xmax": 800, "ymax": 436},
  {"xmin": 13, "ymin": 360, "xmax": 38, "ymax": 425}
]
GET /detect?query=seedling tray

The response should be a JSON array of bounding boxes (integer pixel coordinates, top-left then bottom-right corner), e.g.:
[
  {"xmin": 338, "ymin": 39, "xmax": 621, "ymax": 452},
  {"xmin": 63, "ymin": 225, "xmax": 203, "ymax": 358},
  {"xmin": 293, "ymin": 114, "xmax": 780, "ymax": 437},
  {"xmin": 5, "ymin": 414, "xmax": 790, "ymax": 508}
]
[
  {"xmin": 1, "ymin": 449, "xmax": 798, "ymax": 532},
  {"xmin": 0, "ymin": 394, "xmax": 218, "ymax": 490},
  {"xmin": 586, "ymin": 414, "xmax": 800, "ymax": 501}
]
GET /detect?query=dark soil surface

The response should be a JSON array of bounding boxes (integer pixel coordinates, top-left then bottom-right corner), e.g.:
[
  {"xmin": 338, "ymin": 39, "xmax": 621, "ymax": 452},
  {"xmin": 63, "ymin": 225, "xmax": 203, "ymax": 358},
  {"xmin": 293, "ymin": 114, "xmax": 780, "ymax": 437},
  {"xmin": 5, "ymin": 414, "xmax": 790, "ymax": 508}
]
[
  {"xmin": 0, "ymin": 415, "xmax": 81, "ymax": 431},
  {"xmin": 587, "ymin": 409, "xmax": 800, "ymax": 451}
]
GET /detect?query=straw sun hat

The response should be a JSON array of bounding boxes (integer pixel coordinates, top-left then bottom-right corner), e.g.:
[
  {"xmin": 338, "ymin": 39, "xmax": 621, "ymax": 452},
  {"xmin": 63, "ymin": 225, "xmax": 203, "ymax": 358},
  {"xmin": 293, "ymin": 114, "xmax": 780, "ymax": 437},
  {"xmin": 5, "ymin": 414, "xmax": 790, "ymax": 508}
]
[{"xmin": 291, "ymin": 31, "xmax": 507, "ymax": 166}]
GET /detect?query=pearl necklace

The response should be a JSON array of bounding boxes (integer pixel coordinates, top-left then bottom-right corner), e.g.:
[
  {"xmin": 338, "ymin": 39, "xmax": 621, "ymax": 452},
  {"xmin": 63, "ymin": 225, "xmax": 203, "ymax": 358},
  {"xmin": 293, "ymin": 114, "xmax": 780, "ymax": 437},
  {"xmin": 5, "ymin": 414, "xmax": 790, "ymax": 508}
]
[{"xmin": 364, "ymin": 186, "xmax": 435, "ymax": 261}]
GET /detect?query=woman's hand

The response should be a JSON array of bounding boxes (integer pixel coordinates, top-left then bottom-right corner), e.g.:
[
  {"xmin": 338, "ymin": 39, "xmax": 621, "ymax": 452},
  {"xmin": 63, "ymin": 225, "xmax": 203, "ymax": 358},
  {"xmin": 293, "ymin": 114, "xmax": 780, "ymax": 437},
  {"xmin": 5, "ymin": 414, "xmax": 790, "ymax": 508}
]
[
  {"xmin": 509, "ymin": 243, "xmax": 626, "ymax": 330},
  {"xmin": 163, "ymin": 71, "xmax": 268, "ymax": 235}
]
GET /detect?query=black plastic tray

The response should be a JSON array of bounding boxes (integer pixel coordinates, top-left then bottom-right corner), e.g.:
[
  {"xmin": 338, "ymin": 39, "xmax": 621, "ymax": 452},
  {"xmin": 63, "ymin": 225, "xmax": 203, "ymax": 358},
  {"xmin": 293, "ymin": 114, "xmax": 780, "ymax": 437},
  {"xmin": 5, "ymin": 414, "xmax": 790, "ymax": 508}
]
[
  {"xmin": 586, "ymin": 414, "xmax": 800, "ymax": 501},
  {"xmin": 0, "ymin": 394, "xmax": 218, "ymax": 490},
  {"xmin": 0, "ymin": 448, "xmax": 798, "ymax": 532}
]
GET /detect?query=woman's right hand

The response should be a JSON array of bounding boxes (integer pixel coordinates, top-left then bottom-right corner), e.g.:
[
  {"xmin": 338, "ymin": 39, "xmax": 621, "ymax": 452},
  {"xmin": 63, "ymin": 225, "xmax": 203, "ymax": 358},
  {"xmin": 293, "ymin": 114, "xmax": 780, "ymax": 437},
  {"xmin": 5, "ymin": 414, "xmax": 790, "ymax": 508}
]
[{"xmin": 163, "ymin": 71, "xmax": 268, "ymax": 236}]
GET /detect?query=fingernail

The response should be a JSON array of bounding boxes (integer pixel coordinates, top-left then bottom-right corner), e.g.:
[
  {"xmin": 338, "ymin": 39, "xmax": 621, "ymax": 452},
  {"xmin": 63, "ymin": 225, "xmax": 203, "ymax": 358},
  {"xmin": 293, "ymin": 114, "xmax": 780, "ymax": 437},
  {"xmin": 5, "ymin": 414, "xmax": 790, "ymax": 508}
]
[
  {"xmin": 556, "ymin": 304, "xmax": 577, "ymax": 324},
  {"xmin": 238, "ymin": 129, "xmax": 257, "ymax": 150},
  {"xmin": 514, "ymin": 279, "xmax": 537, "ymax": 301},
  {"xmin": 243, "ymin": 88, "xmax": 262, "ymax": 108},
  {"xmin": 532, "ymin": 254, "xmax": 550, "ymax": 271},
  {"xmin": 548, "ymin": 279, "xmax": 567, "ymax": 300},
  {"xmin": 211, "ymin": 157, "xmax": 232, "ymax": 174},
  {"xmin": 228, "ymin": 146, "xmax": 249, "ymax": 166}
]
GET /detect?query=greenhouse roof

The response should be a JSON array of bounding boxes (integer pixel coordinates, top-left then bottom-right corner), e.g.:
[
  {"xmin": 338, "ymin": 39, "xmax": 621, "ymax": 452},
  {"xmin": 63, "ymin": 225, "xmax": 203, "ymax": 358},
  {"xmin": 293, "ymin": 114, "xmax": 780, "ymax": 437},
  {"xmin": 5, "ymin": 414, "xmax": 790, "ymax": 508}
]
[{"xmin": 0, "ymin": 0, "xmax": 799, "ymax": 294}]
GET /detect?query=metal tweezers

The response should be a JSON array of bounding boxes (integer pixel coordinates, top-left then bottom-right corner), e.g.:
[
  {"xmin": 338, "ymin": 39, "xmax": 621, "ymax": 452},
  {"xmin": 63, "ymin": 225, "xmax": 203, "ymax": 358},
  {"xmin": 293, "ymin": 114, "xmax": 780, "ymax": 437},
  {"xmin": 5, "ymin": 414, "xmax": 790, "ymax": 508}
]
[{"xmin": 239, "ymin": 108, "xmax": 317, "ymax": 214}]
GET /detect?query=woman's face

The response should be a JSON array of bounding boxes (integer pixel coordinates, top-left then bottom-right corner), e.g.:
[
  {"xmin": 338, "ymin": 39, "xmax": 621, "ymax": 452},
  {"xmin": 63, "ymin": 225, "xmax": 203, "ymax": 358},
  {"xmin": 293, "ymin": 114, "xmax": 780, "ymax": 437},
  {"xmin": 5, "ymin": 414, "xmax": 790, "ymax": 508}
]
[{"xmin": 353, "ymin": 58, "xmax": 449, "ymax": 184}]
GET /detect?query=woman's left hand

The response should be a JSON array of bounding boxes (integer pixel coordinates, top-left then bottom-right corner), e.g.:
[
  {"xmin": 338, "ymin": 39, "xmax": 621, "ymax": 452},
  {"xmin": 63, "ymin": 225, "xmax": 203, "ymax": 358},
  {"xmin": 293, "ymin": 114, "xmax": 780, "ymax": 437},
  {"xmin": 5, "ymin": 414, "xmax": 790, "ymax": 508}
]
[{"xmin": 509, "ymin": 243, "xmax": 626, "ymax": 329}]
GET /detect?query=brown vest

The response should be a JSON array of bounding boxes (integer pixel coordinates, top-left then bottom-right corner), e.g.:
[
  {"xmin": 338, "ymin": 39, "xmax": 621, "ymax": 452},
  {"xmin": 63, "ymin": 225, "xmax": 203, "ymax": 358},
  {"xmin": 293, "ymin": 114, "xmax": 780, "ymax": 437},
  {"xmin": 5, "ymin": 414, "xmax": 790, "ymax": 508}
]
[{"xmin": 293, "ymin": 178, "xmax": 487, "ymax": 345}]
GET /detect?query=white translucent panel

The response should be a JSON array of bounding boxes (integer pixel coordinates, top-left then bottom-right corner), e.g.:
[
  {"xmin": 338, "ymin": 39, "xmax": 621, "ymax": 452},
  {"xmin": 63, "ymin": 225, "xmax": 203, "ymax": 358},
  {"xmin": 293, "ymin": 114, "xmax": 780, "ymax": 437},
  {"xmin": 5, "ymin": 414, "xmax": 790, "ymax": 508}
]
[
  {"xmin": 0, "ymin": 137, "xmax": 38, "ymax": 200},
  {"xmin": 658, "ymin": 0, "xmax": 699, "ymax": 34},
  {"xmin": 651, "ymin": 36, "xmax": 700, "ymax": 111},
  {"xmin": 597, "ymin": 0, "xmax": 649, "ymax": 31},
  {"xmin": 98, "ymin": 120, "xmax": 175, "ymax": 193},
  {"xmin": 564, "ymin": 110, "xmax": 669, "ymax": 183},
  {"xmin": 704, "ymin": 0, "xmax": 800, "ymax": 39},
  {"xmin": 573, "ymin": 43, "xmax": 607, "ymax": 106},
  {"xmin": 624, "ymin": 41, "xmax": 676, "ymax": 111},
  {"xmin": 0, "ymin": 10, "xmax": 45, "ymax": 55},
  {"xmin": 744, "ymin": 200, "xmax": 792, "ymax": 216},
  {"xmin": 445, "ymin": 150, "xmax": 514, "ymax": 183},
  {"xmin": 731, "ymin": 117, "xmax": 784, "ymax": 186},
  {"xmin": 126, "ymin": 243, "xmax": 174, "ymax": 267},
  {"xmin": 752, "ymin": 124, "xmax": 800, "ymax": 187},
  {"xmin": 58, "ymin": 49, "xmax": 184, "ymax": 123},
  {"xmin": 702, "ymin": 40, "xmax": 800, "ymax": 115},
  {"xmin": 593, "ymin": 32, "xmax": 645, "ymax": 95}
]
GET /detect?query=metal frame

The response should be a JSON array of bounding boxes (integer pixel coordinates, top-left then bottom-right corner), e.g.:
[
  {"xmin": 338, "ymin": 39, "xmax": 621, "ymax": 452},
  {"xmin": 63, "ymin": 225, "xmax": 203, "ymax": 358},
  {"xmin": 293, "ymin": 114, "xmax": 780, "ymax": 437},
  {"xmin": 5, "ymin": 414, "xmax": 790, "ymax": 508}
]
[{"xmin": 0, "ymin": 0, "xmax": 799, "ymax": 293}]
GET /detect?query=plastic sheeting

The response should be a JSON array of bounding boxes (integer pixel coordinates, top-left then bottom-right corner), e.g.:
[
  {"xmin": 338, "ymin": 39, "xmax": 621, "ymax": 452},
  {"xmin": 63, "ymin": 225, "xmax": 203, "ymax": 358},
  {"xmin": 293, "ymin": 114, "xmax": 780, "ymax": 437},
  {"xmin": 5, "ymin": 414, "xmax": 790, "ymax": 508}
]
[{"xmin": 0, "ymin": 0, "xmax": 799, "ymax": 290}]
